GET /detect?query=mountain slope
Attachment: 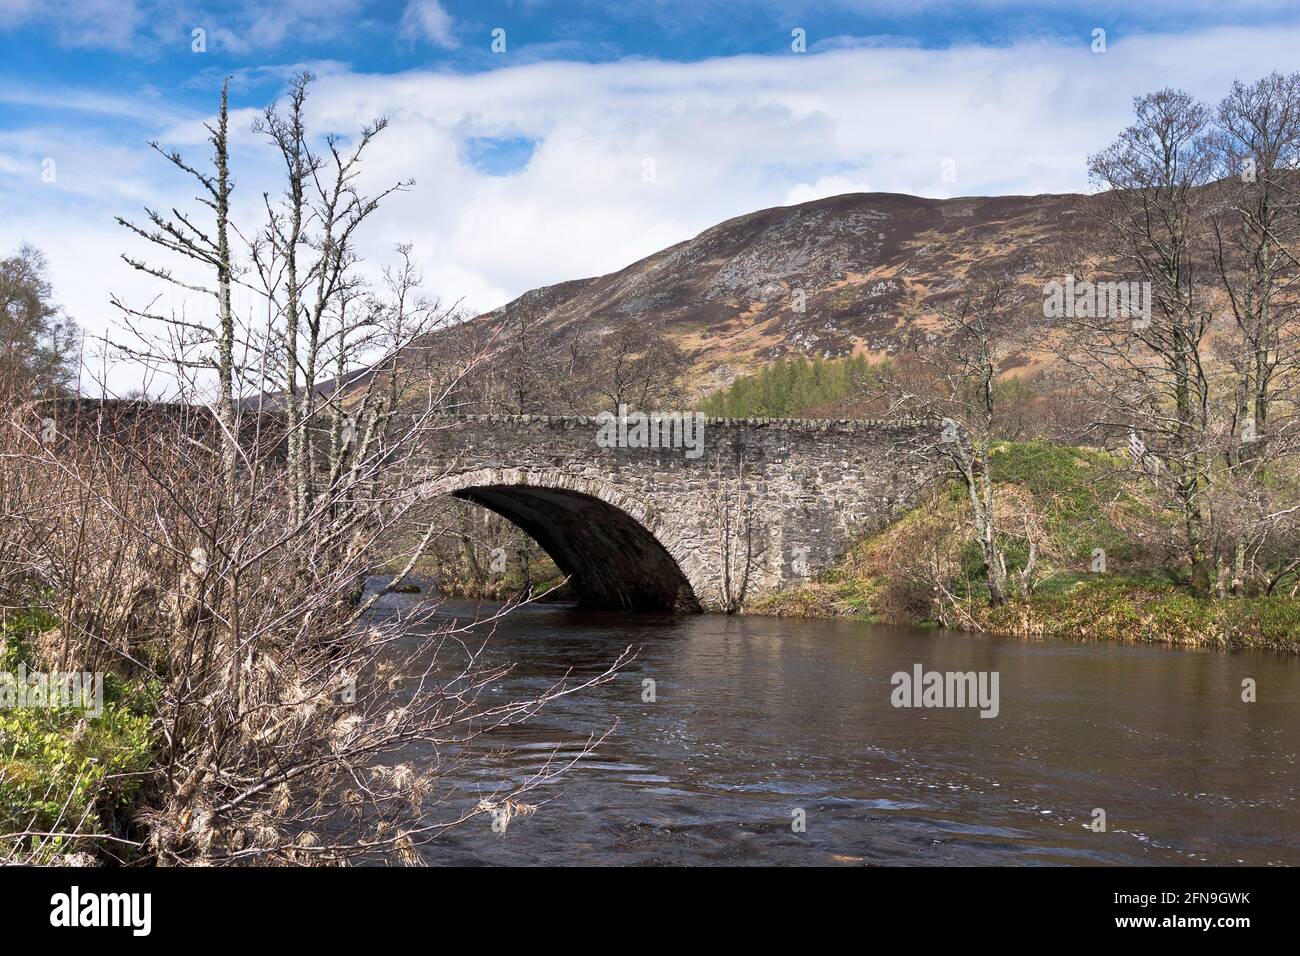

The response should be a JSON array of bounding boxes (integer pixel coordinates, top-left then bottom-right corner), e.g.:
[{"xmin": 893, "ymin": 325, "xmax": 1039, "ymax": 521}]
[{"xmin": 478, "ymin": 190, "xmax": 1087, "ymax": 391}]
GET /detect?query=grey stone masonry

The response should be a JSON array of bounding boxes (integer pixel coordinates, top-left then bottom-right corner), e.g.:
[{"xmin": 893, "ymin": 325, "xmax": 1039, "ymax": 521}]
[{"xmin": 413, "ymin": 414, "xmax": 944, "ymax": 612}]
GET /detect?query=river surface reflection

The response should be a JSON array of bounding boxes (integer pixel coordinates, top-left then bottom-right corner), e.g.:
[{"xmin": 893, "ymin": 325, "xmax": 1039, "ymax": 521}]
[{"xmin": 374, "ymin": 585, "xmax": 1299, "ymax": 866}]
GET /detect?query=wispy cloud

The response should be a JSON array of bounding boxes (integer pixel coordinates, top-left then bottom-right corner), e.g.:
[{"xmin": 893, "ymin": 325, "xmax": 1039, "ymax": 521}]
[
  {"xmin": 204, "ymin": 0, "xmax": 367, "ymax": 55},
  {"xmin": 0, "ymin": 0, "xmax": 367, "ymax": 53},
  {"xmin": 400, "ymin": 0, "xmax": 459, "ymax": 49},
  {"xmin": 0, "ymin": 81, "xmax": 187, "ymax": 122},
  {"xmin": 0, "ymin": 0, "xmax": 39, "ymax": 27}
]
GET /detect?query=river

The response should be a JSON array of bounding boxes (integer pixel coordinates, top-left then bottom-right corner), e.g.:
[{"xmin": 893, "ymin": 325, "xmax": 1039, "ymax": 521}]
[{"xmin": 374, "ymin": 585, "xmax": 1299, "ymax": 866}]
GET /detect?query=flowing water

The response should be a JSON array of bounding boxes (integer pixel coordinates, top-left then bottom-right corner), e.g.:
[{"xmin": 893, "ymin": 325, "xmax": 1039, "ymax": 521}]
[{"xmin": 373, "ymin": 585, "xmax": 1299, "ymax": 866}]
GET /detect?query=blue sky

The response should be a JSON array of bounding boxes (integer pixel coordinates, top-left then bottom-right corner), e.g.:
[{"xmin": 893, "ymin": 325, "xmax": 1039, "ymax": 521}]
[
  {"xmin": 5, "ymin": 1, "xmax": 1300, "ymax": 393},
  {"xmin": 6, "ymin": 1, "xmax": 1300, "ymax": 88}
]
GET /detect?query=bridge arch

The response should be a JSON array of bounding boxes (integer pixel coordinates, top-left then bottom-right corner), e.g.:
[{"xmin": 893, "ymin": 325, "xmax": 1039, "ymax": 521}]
[{"xmin": 424, "ymin": 467, "xmax": 705, "ymax": 612}]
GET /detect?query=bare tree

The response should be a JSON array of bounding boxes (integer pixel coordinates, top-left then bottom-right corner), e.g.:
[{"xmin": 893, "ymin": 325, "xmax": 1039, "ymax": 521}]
[
  {"xmin": 703, "ymin": 452, "xmax": 755, "ymax": 613},
  {"xmin": 467, "ymin": 309, "xmax": 687, "ymax": 417},
  {"xmin": 252, "ymin": 70, "xmax": 413, "ymax": 522},
  {"xmin": 479, "ymin": 296, "xmax": 556, "ymax": 415},
  {"xmin": 1208, "ymin": 72, "xmax": 1300, "ymax": 463},
  {"xmin": 886, "ymin": 273, "xmax": 1039, "ymax": 607},
  {"xmin": 2, "ymin": 77, "xmax": 626, "ymax": 867},
  {"xmin": 595, "ymin": 323, "xmax": 688, "ymax": 414},
  {"xmin": 1063, "ymin": 89, "xmax": 1220, "ymax": 589},
  {"xmin": 1059, "ymin": 83, "xmax": 1300, "ymax": 595},
  {"xmin": 113, "ymin": 79, "xmax": 239, "ymax": 481}
]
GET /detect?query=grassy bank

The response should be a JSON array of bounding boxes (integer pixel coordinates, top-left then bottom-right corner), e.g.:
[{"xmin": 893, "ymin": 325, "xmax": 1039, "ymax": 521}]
[
  {"xmin": 967, "ymin": 575, "xmax": 1300, "ymax": 652},
  {"xmin": 745, "ymin": 440, "xmax": 1300, "ymax": 653},
  {"xmin": 748, "ymin": 544, "xmax": 1300, "ymax": 653}
]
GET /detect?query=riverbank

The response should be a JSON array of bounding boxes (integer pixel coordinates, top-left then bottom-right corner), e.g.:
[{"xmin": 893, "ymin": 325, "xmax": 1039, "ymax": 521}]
[
  {"xmin": 745, "ymin": 573, "xmax": 1300, "ymax": 653},
  {"xmin": 743, "ymin": 440, "xmax": 1300, "ymax": 653}
]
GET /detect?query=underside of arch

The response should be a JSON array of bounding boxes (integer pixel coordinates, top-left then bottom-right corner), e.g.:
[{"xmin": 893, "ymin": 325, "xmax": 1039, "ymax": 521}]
[{"xmin": 450, "ymin": 483, "xmax": 702, "ymax": 613}]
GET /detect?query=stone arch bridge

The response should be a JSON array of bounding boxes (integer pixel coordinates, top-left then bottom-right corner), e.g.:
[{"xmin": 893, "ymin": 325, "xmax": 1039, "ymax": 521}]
[{"xmin": 415, "ymin": 415, "xmax": 943, "ymax": 613}]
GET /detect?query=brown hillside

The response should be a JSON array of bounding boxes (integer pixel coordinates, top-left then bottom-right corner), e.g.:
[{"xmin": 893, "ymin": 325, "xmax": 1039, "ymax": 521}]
[{"xmin": 470, "ymin": 190, "xmax": 1089, "ymax": 392}]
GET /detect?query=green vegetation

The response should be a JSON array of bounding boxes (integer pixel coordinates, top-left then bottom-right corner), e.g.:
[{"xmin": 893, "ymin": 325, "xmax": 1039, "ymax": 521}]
[
  {"xmin": 699, "ymin": 354, "xmax": 881, "ymax": 418},
  {"xmin": 0, "ymin": 244, "xmax": 80, "ymax": 396},
  {"xmin": 0, "ymin": 607, "xmax": 155, "ymax": 863},
  {"xmin": 984, "ymin": 440, "xmax": 1143, "ymax": 569},
  {"xmin": 969, "ymin": 575, "xmax": 1300, "ymax": 652}
]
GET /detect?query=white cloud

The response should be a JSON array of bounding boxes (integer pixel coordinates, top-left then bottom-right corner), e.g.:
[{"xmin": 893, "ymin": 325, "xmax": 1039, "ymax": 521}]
[
  {"xmin": 5, "ymin": 21, "xmax": 1300, "ymax": 392},
  {"xmin": 399, "ymin": 0, "xmax": 458, "ymax": 50}
]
